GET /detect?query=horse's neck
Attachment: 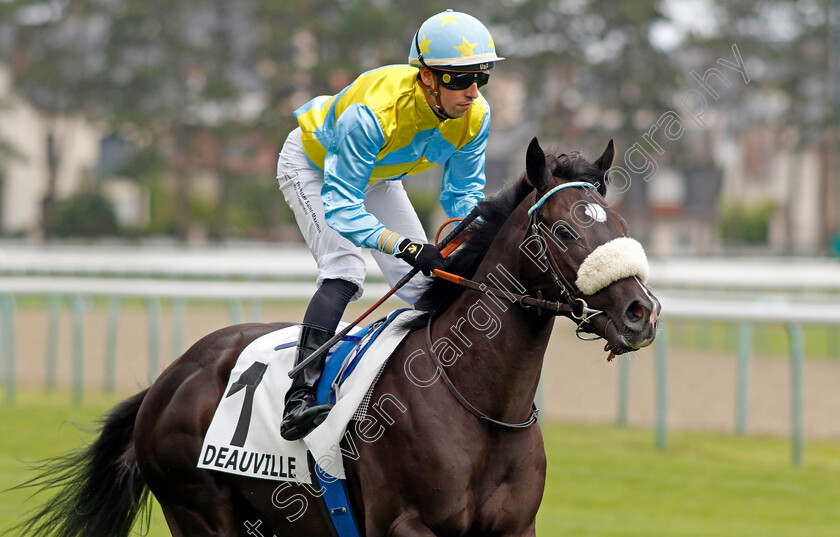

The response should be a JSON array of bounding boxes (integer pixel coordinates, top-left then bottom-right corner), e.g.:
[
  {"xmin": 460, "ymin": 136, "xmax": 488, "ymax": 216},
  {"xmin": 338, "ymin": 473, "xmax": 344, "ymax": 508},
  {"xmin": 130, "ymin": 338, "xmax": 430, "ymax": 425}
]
[{"xmin": 433, "ymin": 202, "xmax": 554, "ymax": 423}]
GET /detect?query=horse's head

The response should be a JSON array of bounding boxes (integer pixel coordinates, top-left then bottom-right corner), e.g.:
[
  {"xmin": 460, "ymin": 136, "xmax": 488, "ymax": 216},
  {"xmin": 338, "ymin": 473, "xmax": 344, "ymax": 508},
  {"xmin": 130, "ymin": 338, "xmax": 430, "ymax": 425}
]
[{"xmin": 521, "ymin": 137, "xmax": 660, "ymax": 355}]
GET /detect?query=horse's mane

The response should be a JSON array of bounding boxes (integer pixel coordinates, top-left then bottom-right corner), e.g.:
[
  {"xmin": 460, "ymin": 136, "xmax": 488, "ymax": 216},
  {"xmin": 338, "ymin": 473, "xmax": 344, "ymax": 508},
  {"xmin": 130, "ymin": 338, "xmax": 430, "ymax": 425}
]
[
  {"xmin": 412, "ymin": 173, "xmax": 532, "ymax": 316},
  {"xmin": 399, "ymin": 150, "xmax": 602, "ymax": 331}
]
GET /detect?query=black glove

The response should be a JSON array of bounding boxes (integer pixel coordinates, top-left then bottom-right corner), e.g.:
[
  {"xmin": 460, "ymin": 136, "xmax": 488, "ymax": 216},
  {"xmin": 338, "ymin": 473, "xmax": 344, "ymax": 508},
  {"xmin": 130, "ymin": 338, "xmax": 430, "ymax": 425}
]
[{"xmin": 395, "ymin": 239, "xmax": 444, "ymax": 276}]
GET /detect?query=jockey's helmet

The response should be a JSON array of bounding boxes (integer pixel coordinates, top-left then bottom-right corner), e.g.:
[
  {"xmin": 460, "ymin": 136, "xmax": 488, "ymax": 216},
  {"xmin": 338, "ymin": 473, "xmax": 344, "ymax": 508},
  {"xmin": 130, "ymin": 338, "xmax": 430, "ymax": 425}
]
[{"xmin": 408, "ymin": 10, "xmax": 504, "ymax": 73}]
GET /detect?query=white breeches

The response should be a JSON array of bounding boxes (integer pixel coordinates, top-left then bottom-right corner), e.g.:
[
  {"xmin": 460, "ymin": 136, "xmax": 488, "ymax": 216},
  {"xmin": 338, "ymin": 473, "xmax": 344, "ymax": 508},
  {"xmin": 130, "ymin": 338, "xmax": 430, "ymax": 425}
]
[{"xmin": 276, "ymin": 127, "xmax": 431, "ymax": 304}]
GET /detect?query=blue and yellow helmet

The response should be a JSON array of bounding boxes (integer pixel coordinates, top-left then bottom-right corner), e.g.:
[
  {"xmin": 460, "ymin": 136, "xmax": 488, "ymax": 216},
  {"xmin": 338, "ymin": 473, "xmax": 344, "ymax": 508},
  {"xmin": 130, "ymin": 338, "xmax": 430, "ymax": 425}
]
[{"xmin": 408, "ymin": 10, "xmax": 504, "ymax": 72}]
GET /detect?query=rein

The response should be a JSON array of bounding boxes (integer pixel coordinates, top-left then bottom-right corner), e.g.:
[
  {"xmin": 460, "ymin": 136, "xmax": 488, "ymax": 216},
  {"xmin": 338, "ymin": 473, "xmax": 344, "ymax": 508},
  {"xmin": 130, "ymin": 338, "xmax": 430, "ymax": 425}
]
[
  {"xmin": 432, "ymin": 268, "xmax": 583, "ymax": 316},
  {"xmin": 424, "ymin": 315, "xmax": 539, "ymax": 430}
]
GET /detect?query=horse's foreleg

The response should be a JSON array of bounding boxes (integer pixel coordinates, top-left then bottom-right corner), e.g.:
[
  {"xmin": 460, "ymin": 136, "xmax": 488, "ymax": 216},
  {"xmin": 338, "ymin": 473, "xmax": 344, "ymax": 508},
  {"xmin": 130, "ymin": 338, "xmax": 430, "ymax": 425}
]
[{"xmin": 387, "ymin": 513, "xmax": 438, "ymax": 537}]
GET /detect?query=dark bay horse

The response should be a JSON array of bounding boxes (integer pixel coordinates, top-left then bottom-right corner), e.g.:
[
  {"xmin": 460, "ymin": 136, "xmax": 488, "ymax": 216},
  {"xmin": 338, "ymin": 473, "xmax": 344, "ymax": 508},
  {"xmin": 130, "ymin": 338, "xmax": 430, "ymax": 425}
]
[{"xmin": 13, "ymin": 138, "xmax": 660, "ymax": 537}]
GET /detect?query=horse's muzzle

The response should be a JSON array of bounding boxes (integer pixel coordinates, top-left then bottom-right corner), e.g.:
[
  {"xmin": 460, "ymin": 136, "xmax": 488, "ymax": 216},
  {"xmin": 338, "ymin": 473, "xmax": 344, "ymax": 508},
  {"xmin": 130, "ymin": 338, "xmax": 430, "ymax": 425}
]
[{"xmin": 603, "ymin": 294, "xmax": 660, "ymax": 355}]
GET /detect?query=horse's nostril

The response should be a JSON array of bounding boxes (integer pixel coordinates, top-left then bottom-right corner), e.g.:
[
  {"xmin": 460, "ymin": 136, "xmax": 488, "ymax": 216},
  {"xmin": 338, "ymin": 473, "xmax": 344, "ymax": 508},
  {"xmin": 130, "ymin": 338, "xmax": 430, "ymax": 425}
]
[{"xmin": 625, "ymin": 301, "xmax": 645, "ymax": 324}]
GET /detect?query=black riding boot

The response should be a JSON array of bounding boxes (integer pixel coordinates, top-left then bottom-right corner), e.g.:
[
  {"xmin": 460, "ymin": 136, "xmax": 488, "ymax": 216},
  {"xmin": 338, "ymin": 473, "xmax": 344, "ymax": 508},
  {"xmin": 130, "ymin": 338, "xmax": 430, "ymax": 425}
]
[{"xmin": 280, "ymin": 323, "xmax": 335, "ymax": 441}]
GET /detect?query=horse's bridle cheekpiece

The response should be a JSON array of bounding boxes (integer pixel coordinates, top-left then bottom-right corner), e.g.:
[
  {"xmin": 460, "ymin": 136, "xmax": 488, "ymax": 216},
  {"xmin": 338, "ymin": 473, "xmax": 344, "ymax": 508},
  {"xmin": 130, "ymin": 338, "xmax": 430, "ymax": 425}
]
[{"xmin": 525, "ymin": 182, "xmax": 605, "ymax": 339}]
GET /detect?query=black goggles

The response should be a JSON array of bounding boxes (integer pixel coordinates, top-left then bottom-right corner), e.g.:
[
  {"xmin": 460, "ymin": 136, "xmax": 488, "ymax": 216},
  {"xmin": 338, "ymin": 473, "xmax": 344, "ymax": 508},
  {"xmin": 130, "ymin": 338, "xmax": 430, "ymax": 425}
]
[{"xmin": 433, "ymin": 69, "xmax": 490, "ymax": 90}]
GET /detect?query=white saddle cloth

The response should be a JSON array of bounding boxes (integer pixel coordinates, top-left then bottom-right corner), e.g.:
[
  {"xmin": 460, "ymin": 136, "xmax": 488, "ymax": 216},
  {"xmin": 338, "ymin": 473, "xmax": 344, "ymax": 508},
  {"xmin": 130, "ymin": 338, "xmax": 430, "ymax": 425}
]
[{"xmin": 197, "ymin": 310, "xmax": 420, "ymax": 484}]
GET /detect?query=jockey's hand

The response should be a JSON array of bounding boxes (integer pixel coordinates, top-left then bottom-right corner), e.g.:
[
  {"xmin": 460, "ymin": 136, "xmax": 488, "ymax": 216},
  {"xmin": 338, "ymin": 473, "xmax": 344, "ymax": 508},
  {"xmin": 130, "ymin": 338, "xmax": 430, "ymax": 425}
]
[{"xmin": 395, "ymin": 239, "xmax": 444, "ymax": 276}]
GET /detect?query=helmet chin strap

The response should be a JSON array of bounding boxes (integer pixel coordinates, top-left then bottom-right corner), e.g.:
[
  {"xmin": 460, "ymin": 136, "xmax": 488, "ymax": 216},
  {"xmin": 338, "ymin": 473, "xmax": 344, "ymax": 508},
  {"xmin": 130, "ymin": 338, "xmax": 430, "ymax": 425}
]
[
  {"xmin": 414, "ymin": 30, "xmax": 454, "ymax": 121},
  {"xmin": 419, "ymin": 76, "xmax": 454, "ymax": 121}
]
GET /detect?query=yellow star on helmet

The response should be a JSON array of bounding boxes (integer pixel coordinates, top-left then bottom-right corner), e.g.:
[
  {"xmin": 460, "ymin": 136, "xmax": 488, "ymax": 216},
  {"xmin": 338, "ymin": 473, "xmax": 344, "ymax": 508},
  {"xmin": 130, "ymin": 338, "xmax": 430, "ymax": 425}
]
[
  {"xmin": 418, "ymin": 34, "xmax": 432, "ymax": 56},
  {"xmin": 439, "ymin": 13, "xmax": 458, "ymax": 26},
  {"xmin": 453, "ymin": 36, "xmax": 477, "ymax": 57},
  {"xmin": 488, "ymin": 36, "xmax": 496, "ymax": 50}
]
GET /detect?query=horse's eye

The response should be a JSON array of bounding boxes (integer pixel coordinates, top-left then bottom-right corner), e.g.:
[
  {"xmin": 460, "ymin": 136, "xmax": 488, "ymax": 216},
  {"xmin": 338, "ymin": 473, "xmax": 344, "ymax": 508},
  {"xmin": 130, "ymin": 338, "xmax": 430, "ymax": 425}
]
[{"xmin": 553, "ymin": 224, "xmax": 577, "ymax": 241}]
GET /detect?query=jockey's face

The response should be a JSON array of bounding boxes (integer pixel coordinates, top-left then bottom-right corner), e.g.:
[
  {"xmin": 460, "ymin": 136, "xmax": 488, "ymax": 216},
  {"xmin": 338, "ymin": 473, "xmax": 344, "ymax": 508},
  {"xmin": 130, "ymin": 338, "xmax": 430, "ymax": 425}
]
[{"xmin": 420, "ymin": 67, "xmax": 481, "ymax": 119}]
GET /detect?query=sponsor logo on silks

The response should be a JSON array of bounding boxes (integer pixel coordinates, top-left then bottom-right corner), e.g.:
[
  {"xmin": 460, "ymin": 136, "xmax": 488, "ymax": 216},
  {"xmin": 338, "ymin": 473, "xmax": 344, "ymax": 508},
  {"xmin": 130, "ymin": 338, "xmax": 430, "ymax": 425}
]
[{"xmin": 201, "ymin": 444, "xmax": 298, "ymax": 479}]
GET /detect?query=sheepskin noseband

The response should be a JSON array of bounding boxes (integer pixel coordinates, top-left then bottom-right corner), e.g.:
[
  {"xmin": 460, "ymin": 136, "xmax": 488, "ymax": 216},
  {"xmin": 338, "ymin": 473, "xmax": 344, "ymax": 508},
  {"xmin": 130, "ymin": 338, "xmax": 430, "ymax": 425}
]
[{"xmin": 575, "ymin": 237, "xmax": 649, "ymax": 295}]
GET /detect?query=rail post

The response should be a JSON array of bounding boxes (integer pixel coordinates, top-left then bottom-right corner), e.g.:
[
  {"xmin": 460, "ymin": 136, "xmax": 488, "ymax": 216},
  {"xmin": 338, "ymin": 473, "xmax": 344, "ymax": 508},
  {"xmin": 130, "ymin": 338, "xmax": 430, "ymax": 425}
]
[
  {"xmin": 229, "ymin": 299, "xmax": 244, "ymax": 325},
  {"xmin": 1, "ymin": 295, "xmax": 16, "ymax": 405},
  {"xmin": 735, "ymin": 322, "xmax": 752, "ymax": 435},
  {"xmin": 248, "ymin": 299, "xmax": 263, "ymax": 322},
  {"xmin": 71, "ymin": 295, "xmax": 85, "ymax": 406},
  {"xmin": 45, "ymin": 295, "xmax": 61, "ymax": 390},
  {"xmin": 788, "ymin": 323, "xmax": 804, "ymax": 468},
  {"xmin": 147, "ymin": 297, "xmax": 161, "ymax": 382},
  {"xmin": 655, "ymin": 320, "xmax": 668, "ymax": 451},
  {"xmin": 617, "ymin": 354, "xmax": 631, "ymax": 427},
  {"xmin": 104, "ymin": 296, "xmax": 122, "ymax": 393},
  {"xmin": 171, "ymin": 298, "xmax": 186, "ymax": 363}
]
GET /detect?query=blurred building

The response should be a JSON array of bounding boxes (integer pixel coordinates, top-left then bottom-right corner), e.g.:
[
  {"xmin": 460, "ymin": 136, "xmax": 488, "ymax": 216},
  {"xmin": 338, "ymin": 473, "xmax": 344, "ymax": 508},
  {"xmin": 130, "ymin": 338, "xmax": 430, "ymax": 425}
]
[
  {"xmin": 0, "ymin": 63, "xmax": 101, "ymax": 237},
  {"xmin": 719, "ymin": 126, "xmax": 830, "ymax": 255}
]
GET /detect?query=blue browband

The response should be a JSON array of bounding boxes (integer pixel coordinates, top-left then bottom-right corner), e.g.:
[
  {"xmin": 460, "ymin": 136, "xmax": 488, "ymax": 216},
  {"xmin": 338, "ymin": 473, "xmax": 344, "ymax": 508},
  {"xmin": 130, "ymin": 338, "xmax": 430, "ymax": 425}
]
[{"xmin": 527, "ymin": 181, "xmax": 599, "ymax": 216}]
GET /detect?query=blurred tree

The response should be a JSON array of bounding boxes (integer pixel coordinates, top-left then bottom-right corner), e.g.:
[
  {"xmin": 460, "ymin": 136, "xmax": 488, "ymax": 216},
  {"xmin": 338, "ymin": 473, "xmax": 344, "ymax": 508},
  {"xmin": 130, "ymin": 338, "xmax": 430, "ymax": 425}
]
[
  {"xmin": 0, "ymin": 97, "xmax": 25, "ymax": 230},
  {"xmin": 227, "ymin": 172, "xmax": 296, "ymax": 239},
  {"xmin": 252, "ymin": 0, "xmax": 453, "ymax": 145},
  {"xmin": 681, "ymin": 0, "xmax": 836, "ymax": 251},
  {"xmin": 490, "ymin": 0, "xmax": 679, "ymax": 147},
  {"xmin": 2, "ymin": 0, "xmax": 830, "ymax": 250},
  {"xmin": 3, "ymin": 0, "xmax": 106, "ymax": 237},
  {"xmin": 47, "ymin": 188, "xmax": 118, "ymax": 237},
  {"xmin": 488, "ymin": 0, "xmax": 685, "ymax": 228},
  {"xmin": 97, "ymin": 0, "xmax": 254, "ymax": 240},
  {"xmin": 719, "ymin": 199, "xmax": 775, "ymax": 245},
  {"xmin": 4, "ymin": 0, "xmax": 262, "ymax": 240}
]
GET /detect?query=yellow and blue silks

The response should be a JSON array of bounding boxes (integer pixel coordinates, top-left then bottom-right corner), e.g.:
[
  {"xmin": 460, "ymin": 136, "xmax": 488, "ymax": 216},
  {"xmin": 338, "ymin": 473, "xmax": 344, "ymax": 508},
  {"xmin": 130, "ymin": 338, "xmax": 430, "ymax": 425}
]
[{"xmin": 293, "ymin": 64, "xmax": 490, "ymax": 252}]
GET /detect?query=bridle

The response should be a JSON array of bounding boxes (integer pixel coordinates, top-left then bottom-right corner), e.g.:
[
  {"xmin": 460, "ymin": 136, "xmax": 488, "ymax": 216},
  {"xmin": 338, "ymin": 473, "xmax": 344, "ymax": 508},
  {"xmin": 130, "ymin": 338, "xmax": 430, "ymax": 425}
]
[
  {"xmin": 433, "ymin": 181, "xmax": 606, "ymax": 339},
  {"xmin": 523, "ymin": 181, "xmax": 605, "ymax": 339},
  {"xmin": 424, "ymin": 181, "xmax": 607, "ymax": 431}
]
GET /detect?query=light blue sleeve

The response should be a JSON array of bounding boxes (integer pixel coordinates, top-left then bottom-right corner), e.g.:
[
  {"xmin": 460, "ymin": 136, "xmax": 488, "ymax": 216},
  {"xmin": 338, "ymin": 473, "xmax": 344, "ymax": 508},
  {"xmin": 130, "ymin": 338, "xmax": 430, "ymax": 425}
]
[
  {"xmin": 320, "ymin": 104, "xmax": 395, "ymax": 250},
  {"xmin": 439, "ymin": 109, "xmax": 490, "ymax": 218}
]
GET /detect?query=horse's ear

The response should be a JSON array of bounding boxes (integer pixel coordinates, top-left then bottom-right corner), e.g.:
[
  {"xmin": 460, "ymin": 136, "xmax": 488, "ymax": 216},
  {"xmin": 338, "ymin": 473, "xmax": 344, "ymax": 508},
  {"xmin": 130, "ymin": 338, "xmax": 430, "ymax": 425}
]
[
  {"xmin": 593, "ymin": 139, "xmax": 615, "ymax": 172},
  {"xmin": 525, "ymin": 137, "xmax": 547, "ymax": 190},
  {"xmin": 592, "ymin": 139, "xmax": 615, "ymax": 196}
]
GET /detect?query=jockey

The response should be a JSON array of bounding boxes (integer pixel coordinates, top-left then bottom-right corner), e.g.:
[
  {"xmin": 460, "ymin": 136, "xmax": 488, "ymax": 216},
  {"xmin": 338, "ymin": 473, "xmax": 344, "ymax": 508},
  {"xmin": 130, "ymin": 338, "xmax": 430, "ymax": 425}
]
[{"xmin": 276, "ymin": 9, "xmax": 504, "ymax": 441}]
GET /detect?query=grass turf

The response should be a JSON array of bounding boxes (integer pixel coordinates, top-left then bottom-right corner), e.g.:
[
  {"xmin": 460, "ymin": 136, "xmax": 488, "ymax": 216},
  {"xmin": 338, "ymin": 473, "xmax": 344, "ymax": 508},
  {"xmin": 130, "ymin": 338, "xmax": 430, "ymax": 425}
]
[{"xmin": 1, "ymin": 390, "xmax": 838, "ymax": 536}]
